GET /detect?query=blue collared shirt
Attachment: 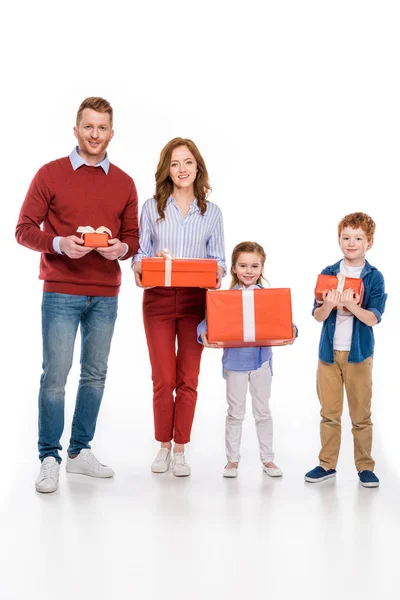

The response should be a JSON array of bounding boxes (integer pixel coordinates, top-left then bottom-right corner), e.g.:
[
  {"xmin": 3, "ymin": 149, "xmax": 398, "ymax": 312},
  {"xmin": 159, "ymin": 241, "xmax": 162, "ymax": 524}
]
[
  {"xmin": 197, "ymin": 284, "xmax": 274, "ymax": 375},
  {"xmin": 132, "ymin": 196, "xmax": 226, "ymax": 273},
  {"xmin": 313, "ymin": 259, "xmax": 387, "ymax": 364}
]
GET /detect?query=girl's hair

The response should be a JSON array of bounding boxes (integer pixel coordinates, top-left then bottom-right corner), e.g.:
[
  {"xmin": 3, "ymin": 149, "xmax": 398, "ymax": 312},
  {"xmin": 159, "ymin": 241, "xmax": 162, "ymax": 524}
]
[
  {"xmin": 154, "ymin": 137, "xmax": 211, "ymax": 221},
  {"xmin": 230, "ymin": 241, "xmax": 267, "ymax": 288},
  {"xmin": 338, "ymin": 212, "xmax": 375, "ymax": 242}
]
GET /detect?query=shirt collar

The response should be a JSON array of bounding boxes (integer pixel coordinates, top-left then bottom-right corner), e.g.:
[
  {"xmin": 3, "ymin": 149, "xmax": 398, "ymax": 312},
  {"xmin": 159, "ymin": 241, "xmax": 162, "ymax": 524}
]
[
  {"xmin": 69, "ymin": 146, "xmax": 110, "ymax": 174},
  {"xmin": 168, "ymin": 196, "xmax": 200, "ymax": 212}
]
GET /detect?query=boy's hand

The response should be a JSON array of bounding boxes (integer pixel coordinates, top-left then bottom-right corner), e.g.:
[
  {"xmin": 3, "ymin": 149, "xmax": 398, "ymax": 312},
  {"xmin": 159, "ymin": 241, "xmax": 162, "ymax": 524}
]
[
  {"xmin": 340, "ymin": 288, "xmax": 359, "ymax": 310},
  {"xmin": 201, "ymin": 331, "xmax": 222, "ymax": 348},
  {"xmin": 322, "ymin": 289, "xmax": 341, "ymax": 308},
  {"xmin": 96, "ymin": 238, "xmax": 126, "ymax": 260}
]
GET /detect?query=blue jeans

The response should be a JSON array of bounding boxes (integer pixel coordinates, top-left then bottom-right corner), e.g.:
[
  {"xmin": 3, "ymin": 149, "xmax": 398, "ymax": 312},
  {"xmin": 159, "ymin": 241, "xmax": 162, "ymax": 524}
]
[{"xmin": 38, "ymin": 293, "xmax": 118, "ymax": 462}]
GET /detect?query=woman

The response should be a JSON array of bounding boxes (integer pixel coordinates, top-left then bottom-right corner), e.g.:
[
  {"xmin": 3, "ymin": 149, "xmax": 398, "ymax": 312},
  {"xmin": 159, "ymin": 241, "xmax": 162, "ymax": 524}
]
[{"xmin": 133, "ymin": 137, "xmax": 226, "ymax": 476}]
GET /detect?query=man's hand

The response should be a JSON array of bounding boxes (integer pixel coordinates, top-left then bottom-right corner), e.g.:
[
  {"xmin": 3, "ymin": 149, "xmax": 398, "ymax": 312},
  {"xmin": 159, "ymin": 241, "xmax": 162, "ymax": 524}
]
[
  {"xmin": 201, "ymin": 331, "xmax": 222, "ymax": 348},
  {"xmin": 95, "ymin": 239, "xmax": 126, "ymax": 261},
  {"xmin": 60, "ymin": 235, "xmax": 94, "ymax": 259}
]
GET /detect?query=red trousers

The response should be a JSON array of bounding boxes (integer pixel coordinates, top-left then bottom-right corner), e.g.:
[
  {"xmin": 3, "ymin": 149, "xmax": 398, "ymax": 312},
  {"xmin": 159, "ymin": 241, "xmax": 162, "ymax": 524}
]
[{"xmin": 143, "ymin": 287, "xmax": 206, "ymax": 444}]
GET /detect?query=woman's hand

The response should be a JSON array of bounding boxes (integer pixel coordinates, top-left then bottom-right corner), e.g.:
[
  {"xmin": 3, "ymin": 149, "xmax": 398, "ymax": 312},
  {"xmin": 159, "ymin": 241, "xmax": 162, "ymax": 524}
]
[
  {"xmin": 132, "ymin": 261, "xmax": 154, "ymax": 289},
  {"xmin": 201, "ymin": 331, "xmax": 222, "ymax": 349},
  {"xmin": 215, "ymin": 266, "xmax": 224, "ymax": 290}
]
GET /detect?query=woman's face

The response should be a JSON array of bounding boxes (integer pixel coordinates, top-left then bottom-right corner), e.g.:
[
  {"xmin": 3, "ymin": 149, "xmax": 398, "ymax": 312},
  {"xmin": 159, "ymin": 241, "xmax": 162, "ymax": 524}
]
[
  {"xmin": 169, "ymin": 145, "xmax": 198, "ymax": 192},
  {"xmin": 233, "ymin": 252, "xmax": 264, "ymax": 288}
]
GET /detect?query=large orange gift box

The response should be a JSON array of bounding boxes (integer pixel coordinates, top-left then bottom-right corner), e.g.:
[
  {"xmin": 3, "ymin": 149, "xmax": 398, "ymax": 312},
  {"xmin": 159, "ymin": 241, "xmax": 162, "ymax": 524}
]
[
  {"xmin": 142, "ymin": 257, "xmax": 218, "ymax": 288},
  {"xmin": 76, "ymin": 226, "xmax": 111, "ymax": 248},
  {"xmin": 314, "ymin": 274, "xmax": 364, "ymax": 307},
  {"xmin": 206, "ymin": 288, "xmax": 294, "ymax": 347}
]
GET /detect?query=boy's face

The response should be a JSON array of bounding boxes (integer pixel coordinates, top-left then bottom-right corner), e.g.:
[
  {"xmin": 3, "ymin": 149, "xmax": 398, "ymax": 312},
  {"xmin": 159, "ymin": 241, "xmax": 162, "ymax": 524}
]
[{"xmin": 339, "ymin": 226, "xmax": 373, "ymax": 265}]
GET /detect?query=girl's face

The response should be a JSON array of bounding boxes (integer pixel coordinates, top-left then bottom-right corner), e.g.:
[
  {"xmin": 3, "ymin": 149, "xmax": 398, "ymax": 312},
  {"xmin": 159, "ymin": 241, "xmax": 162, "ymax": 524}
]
[{"xmin": 233, "ymin": 252, "xmax": 264, "ymax": 288}]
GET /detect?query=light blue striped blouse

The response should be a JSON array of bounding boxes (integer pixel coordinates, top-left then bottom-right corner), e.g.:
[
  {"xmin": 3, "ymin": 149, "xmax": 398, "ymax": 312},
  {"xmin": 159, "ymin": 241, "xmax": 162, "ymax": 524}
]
[{"xmin": 132, "ymin": 196, "xmax": 226, "ymax": 272}]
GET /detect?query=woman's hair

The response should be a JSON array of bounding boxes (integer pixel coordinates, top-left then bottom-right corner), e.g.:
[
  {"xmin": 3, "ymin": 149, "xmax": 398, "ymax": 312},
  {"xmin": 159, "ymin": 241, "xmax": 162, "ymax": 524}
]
[
  {"xmin": 230, "ymin": 241, "xmax": 267, "ymax": 288},
  {"xmin": 338, "ymin": 212, "xmax": 375, "ymax": 242},
  {"xmin": 154, "ymin": 137, "xmax": 211, "ymax": 220}
]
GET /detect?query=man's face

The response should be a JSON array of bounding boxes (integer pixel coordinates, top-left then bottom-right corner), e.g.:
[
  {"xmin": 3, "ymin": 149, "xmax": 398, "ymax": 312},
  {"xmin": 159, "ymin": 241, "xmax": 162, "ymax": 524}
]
[{"xmin": 74, "ymin": 108, "xmax": 114, "ymax": 164}]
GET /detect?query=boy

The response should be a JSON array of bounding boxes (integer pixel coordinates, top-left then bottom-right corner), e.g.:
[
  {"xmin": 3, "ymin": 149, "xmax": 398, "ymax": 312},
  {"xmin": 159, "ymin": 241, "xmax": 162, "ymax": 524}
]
[{"xmin": 305, "ymin": 212, "xmax": 387, "ymax": 487}]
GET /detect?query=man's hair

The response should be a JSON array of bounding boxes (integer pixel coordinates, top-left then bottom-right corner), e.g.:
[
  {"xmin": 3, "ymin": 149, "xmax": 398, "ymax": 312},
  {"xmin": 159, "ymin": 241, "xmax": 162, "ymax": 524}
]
[
  {"xmin": 338, "ymin": 212, "xmax": 375, "ymax": 242},
  {"xmin": 76, "ymin": 97, "xmax": 113, "ymax": 128}
]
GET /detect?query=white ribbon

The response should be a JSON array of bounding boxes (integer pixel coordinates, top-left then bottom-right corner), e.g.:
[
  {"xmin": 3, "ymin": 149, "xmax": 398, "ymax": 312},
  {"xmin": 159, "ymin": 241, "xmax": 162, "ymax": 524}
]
[
  {"xmin": 242, "ymin": 289, "xmax": 256, "ymax": 342},
  {"xmin": 76, "ymin": 225, "xmax": 112, "ymax": 237},
  {"xmin": 336, "ymin": 272, "xmax": 346, "ymax": 293},
  {"xmin": 156, "ymin": 248, "xmax": 173, "ymax": 286}
]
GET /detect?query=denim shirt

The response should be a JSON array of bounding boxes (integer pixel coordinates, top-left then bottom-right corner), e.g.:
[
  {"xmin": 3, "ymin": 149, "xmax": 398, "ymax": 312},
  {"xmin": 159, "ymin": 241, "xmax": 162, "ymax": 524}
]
[{"xmin": 313, "ymin": 259, "xmax": 387, "ymax": 364}]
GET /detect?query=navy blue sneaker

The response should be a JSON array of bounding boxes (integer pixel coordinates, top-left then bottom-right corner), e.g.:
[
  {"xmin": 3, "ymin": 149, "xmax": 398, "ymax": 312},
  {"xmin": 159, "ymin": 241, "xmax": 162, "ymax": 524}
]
[
  {"xmin": 358, "ymin": 470, "xmax": 379, "ymax": 488},
  {"xmin": 304, "ymin": 466, "xmax": 336, "ymax": 483}
]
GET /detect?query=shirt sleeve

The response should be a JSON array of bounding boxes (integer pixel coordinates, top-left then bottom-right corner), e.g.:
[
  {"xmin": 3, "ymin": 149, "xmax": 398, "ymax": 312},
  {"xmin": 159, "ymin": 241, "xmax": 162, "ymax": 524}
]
[
  {"xmin": 205, "ymin": 205, "xmax": 226, "ymax": 275},
  {"xmin": 132, "ymin": 201, "xmax": 154, "ymax": 263},
  {"xmin": 197, "ymin": 318, "xmax": 207, "ymax": 344},
  {"xmin": 364, "ymin": 270, "xmax": 387, "ymax": 323}
]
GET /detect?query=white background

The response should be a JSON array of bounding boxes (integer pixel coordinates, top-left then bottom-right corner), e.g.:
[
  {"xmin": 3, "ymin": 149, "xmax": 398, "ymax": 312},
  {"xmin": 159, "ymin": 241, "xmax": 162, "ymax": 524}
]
[{"xmin": 1, "ymin": 2, "xmax": 400, "ymax": 599}]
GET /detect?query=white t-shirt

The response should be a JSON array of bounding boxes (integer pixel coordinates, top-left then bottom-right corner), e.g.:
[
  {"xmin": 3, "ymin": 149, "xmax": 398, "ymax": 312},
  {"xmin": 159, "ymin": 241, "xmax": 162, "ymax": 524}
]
[{"xmin": 333, "ymin": 260, "xmax": 364, "ymax": 351}]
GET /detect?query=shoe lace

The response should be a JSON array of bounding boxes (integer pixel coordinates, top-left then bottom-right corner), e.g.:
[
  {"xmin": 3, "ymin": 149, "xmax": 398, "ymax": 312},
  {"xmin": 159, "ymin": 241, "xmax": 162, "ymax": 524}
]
[
  {"xmin": 41, "ymin": 462, "xmax": 58, "ymax": 480},
  {"xmin": 157, "ymin": 448, "xmax": 170, "ymax": 461},
  {"xmin": 173, "ymin": 452, "xmax": 185, "ymax": 465},
  {"xmin": 84, "ymin": 451, "xmax": 103, "ymax": 466}
]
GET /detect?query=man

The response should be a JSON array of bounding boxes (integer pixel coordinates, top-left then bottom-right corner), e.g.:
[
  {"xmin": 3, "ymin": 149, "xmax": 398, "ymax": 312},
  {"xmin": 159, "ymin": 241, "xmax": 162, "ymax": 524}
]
[{"xmin": 16, "ymin": 97, "xmax": 139, "ymax": 493}]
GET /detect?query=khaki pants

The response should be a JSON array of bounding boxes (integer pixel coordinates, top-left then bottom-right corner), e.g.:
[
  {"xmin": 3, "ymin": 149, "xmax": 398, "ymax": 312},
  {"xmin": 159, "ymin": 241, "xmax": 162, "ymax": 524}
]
[{"xmin": 317, "ymin": 351, "xmax": 374, "ymax": 472}]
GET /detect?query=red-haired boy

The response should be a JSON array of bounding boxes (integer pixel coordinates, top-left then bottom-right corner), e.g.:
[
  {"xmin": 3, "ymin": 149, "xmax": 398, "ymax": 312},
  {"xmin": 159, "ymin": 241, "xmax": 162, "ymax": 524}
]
[{"xmin": 305, "ymin": 213, "xmax": 387, "ymax": 487}]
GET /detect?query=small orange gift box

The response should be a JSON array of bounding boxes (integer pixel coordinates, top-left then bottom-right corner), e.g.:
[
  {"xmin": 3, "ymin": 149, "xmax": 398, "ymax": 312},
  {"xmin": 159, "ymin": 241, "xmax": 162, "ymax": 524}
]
[
  {"xmin": 142, "ymin": 257, "xmax": 218, "ymax": 288},
  {"xmin": 314, "ymin": 274, "xmax": 364, "ymax": 308},
  {"xmin": 76, "ymin": 226, "xmax": 111, "ymax": 248},
  {"xmin": 206, "ymin": 288, "xmax": 294, "ymax": 347}
]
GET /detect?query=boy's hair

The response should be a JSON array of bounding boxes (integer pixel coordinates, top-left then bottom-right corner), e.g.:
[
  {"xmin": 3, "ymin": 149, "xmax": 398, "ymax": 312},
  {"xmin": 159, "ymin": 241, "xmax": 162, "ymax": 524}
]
[
  {"xmin": 230, "ymin": 241, "xmax": 266, "ymax": 288},
  {"xmin": 338, "ymin": 212, "xmax": 375, "ymax": 242},
  {"xmin": 76, "ymin": 97, "xmax": 113, "ymax": 128}
]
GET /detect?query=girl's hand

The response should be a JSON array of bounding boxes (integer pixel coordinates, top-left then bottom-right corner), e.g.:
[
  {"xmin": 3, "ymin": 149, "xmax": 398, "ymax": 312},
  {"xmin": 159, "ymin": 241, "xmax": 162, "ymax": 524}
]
[{"xmin": 201, "ymin": 331, "xmax": 222, "ymax": 348}]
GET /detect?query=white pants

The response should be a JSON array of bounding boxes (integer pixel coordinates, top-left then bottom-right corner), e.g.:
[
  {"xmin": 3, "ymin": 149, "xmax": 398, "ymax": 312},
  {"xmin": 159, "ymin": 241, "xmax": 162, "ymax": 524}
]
[{"xmin": 224, "ymin": 361, "xmax": 273, "ymax": 463}]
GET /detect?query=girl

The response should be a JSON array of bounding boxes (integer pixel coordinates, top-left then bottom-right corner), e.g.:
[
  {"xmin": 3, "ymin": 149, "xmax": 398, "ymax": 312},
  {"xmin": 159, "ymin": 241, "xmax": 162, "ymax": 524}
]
[
  {"xmin": 132, "ymin": 138, "xmax": 226, "ymax": 477},
  {"xmin": 198, "ymin": 241, "xmax": 296, "ymax": 478}
]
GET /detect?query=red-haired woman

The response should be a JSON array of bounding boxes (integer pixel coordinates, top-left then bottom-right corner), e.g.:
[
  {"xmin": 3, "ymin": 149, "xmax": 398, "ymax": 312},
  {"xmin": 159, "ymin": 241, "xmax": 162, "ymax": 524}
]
[{"xmin": 133, "ymin": 138, "xmax": 226, "ymax": 476}]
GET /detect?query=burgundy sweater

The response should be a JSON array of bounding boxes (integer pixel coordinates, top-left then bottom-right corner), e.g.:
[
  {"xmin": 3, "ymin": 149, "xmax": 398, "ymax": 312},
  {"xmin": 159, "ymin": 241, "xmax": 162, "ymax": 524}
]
[{"xmin": 15, "ymin": 157, "xmax": 139, "ymax": 296}]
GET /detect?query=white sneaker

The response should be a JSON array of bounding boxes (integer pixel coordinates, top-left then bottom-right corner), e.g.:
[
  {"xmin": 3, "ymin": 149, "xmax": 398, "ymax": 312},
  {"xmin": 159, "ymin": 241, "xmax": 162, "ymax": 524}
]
[
  {"xmin": 66, "ymin": 449, "xmax": 114, "ymax": 478},
  {"xmin": 263, "ymin": 464, "xmax": 283, "ymax": 477},
  {"xmin": 172, "ymin": 452, "xmax": 191, "ymax": 477},
  {"xmin": 35, "ymin": 457, "xmax": 60, "ymax": 493},
  {"xmin": 223, "ymin": 466, "xmax": 238, "ymax": 478},
  {"xmin": 151, "ymin": 448, "xmax": 172, "ymax": 473}
]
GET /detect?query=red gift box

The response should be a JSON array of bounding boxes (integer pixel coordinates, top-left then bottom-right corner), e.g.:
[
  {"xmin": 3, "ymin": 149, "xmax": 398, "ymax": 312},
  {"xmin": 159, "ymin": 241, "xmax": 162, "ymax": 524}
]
[
  {"xmin": 76, "ymin": 226, "xmax": 111, "ymax": 248},
  {"xmin": 206, "ymin": 288, "xmax": 294, "ymax": 347},
  {"xmin": 314, "ymin": 274, "xmax": 364, "ymax": 308},
  {"xmin": 83, "ymin": 233, "xmax": 109, "ymax": 248},
  {"xmin": 142, "ymin": 257, "xmax": 218, "ymax": 288}
]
